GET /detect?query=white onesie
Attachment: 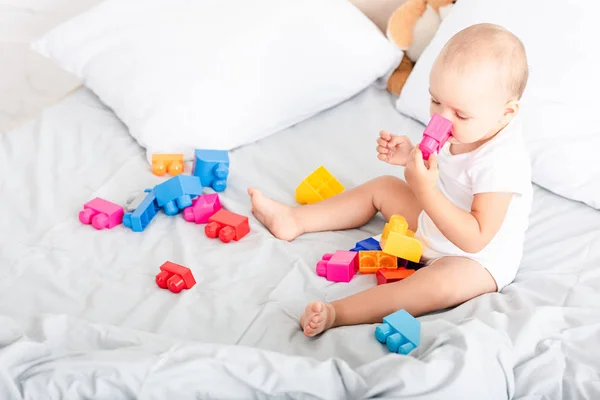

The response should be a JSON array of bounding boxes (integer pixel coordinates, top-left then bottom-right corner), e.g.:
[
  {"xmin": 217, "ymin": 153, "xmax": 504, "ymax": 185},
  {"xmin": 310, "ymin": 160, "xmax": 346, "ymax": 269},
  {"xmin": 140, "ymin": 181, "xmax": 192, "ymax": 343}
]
[{"xmin": 415, "ymin": 117, "xmax": 533, "ymax": 291}]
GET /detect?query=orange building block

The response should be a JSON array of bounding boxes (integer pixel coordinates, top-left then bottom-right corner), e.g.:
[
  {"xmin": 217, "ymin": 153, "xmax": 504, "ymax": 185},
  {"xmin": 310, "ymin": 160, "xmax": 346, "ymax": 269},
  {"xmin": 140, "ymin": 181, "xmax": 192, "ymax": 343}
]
[
  {"xmin": 358, "ymin": 251, "xmax": 398, "ymax": 274},
  {"xmin": 380, "ymin": 215, "xmax": 422, "ymax": 263},
  {"xmin": 295, "ymin": 166, "xmax": 344, "ymax": 204},
  {"xmin": 376, "ymin": 268, "xmax": 415, "ymax": 285},
  {"xmin": 152, "ymin": 154, "xmax": 184, "ymax": 176}
]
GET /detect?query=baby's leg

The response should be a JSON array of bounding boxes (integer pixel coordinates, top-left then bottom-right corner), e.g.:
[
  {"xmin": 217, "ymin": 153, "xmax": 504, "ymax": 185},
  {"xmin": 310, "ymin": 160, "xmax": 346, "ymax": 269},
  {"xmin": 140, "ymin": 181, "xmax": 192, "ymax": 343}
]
[
  {"xmin": 248, "ymin": 175, "xmax": 421, "ymax": 241},
  {"xmin": 300, "ymin": 256, "xmax": 497, "ymax": 336}
]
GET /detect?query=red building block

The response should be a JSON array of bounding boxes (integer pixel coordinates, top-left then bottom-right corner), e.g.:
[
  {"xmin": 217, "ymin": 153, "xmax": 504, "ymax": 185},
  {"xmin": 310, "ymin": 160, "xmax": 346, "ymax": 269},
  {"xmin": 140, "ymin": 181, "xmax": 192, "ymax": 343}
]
[
  {"xmin": 205, "ymin": 209, "xmax": 250, "ymax": 243},
  {"xmin": 155, "ymin": 261, "xmax": 196, "ymax": 293},
  {"xmin": 376, "ymin": 268, "xmax": 415, "ymax": 285}
]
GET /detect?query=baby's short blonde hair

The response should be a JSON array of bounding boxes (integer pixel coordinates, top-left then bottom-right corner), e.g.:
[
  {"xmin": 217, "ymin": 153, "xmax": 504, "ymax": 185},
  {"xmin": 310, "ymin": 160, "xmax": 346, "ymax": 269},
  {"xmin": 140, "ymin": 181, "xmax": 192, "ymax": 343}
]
[{"xmin": 439, "ymin": 23, "xmax": 528, "ymax": 100}]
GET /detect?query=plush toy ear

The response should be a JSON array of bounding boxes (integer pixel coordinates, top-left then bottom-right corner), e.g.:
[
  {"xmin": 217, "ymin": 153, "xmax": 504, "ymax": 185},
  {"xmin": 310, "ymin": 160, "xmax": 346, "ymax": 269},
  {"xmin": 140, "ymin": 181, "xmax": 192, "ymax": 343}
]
[
  {"xmin": 387, "ymin": 54, "xmax": 415, "ymax": 96},
  {"xmin": 386, "ymin": 0, "xmax": 427, "ymax": 50}
]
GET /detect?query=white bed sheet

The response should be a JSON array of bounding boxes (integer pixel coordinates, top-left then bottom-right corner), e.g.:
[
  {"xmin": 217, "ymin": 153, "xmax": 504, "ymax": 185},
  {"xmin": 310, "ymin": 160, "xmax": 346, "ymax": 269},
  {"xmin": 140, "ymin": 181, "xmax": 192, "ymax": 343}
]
[{"xmin": 0, "ymin": 86, "xmax": 599, "ymax": 399}]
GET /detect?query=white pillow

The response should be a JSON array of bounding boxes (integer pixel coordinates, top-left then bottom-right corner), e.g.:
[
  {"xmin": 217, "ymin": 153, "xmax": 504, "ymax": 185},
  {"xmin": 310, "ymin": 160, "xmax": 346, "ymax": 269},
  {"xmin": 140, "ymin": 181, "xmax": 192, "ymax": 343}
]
[
  {"xmin": 395, "ymin": 0, "xmax": 600, "ymax": 209},
  {"xmin": 32, "ymin": 0, "xmax": 401, "ymax": 161}
]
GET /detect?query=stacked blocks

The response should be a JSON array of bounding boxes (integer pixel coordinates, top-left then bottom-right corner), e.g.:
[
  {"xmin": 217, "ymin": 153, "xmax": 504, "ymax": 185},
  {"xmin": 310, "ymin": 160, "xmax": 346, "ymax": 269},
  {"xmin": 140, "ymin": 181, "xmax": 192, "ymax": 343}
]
[
  {"xmin": 376, "ymin": 268, "xmax": 415, "ymax": 285},
  {"xmin": 358, "ymin": 251, "xmax": 397, "ymax": 274},
  {"xmin": 295, "ymin": 166, "xmax": 344, "ymax": 205},
  {"xmin": 380, "ymin": 215, "xmax": 422, "ymax": 263},
  {"xmin": 183, "ymin": 193, "xmax": 222, "ymax": 224},
  {"xmin": 316, "ymin": 251, "xmax": 359, "ymax": 282},
  {"xmin": 123, "ymin": 190, "xmax": 160, "ymax": 232},
  {"xmin": 192, "ymin": 149, "xmax": 230, "ymax": 192},
  {"xmin": 375, "ymin": 309, "xmax": 421, "ymax": 354},
  {"xmin": 350, "ymin": 236, "xmax": 382, "ymax": 252},
  {"xmin": 79, "ymin": 198, "xmax": 124, "ymax": 230},
  {"xmin": 154, "ymin": 175, "xmax": 203, "ymax": 216},
  {"xmin": 155, "ymin": 261, "xmax": 196, "ymax": 293},
  {"xmin": 205, "ymin": 209, "xmax": 250, "ymax": 243},
  {"xmin": 151, "ymin": 154, "xmax": 184, "ymax": 176},
  {"xmin": 419, "ymin": 113, "xmax": 453, "ymax": 161}
]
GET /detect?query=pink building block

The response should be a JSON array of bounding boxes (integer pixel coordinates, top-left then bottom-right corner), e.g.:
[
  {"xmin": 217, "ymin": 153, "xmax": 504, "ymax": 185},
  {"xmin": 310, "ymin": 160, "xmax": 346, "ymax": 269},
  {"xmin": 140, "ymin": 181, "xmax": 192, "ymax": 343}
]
[
  {"xmin": 182, "ymin": 193, "xmax": 222, "ymax": 224},
  {"xmin": 418, "ymin": 113, "xmax": 453, "ymax": 160},
  {"xmin": 79, "ymin": 197, "xmax": 124, "ymax": 230},
  {"xmin": 316, "ymin": 251, "xmax": 359, "ymax": 282}
]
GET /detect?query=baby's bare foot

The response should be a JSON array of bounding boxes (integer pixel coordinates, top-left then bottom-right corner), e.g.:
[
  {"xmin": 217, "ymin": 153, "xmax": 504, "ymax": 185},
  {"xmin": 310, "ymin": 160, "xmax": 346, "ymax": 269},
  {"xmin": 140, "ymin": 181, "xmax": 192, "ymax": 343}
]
[
  {"xmin": 299, "ymin": 301, "xmax": 336, "ymax": 337},
  {"xmin": 248, "ymin": 188, "xmax": 303, "ymax": 241}
]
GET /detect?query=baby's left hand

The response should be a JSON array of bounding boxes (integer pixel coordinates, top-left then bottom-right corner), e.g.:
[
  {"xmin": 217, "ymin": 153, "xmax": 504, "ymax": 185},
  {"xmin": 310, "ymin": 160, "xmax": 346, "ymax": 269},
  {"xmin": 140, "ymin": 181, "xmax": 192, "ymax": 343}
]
[{"xmin": 404, "ymin": 148, "xmax": 439, "ymax": 196}]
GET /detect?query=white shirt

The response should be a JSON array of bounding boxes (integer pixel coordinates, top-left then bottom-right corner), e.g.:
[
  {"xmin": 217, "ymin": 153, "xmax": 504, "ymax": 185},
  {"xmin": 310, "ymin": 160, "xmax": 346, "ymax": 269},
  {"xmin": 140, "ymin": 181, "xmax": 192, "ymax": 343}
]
[{"xmin": 415, "ymin": 117, "xmax": 533, "ymax": 289}]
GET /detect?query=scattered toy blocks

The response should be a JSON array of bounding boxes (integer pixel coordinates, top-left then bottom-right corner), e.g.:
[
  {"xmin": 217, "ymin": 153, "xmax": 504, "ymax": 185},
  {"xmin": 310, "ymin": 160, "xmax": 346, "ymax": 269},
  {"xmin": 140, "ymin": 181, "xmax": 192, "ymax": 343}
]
[
  {"xmin": 419, "ymin": 113, "xmax": 453, "ymax": 161},
  {"xmin": 316, "ymin": 250, "xmax": 358, "ymax": 282},
  {"xmin": 295, "ymin": 166, "xmax": 344, "ymax": 205},
  {"xmin": 350, "ymin": 236, "xmax": 382, "ymax": 252},
  {"xmin": 123, "ymin": 190, "xmax": 160, "ymax": 232},
  {"xmin": 192, "ymin": 149, "xmax": 230, "ymax": 192},
  {"xmin": 151, "ymin": 154, "xmax": 184, "ymax": 176},
  {"xmin": 205, "ymin": 209, "xmax": 250, "ymax": 243},
  {"xmin": 376, "ymin": 268, "xmax": 415, "ymax": 285},
  {"xmin": 154, "ymin": 175, "xmax": 203, "ymax": 216},
  {"xmin": 380, "ymin": 215, "xmax": 422, "ymax": 263},
  {"xmin": 358, "ymin": 251, "xmax": 398, "ymax": 274},
  {"xmin": 375, "ymin": 309, "xmax": 421, "ymax": 354},
  {"xmin": 79, "ymin": 197, "xmax": 124, "ymax": 230},
  {"xmin": 183, "ymin": 193, "xmax": 222, "ymax": 224},
  {"xmin": 155, "ymin": 261, "xmax": 196, "ymax": 293}
]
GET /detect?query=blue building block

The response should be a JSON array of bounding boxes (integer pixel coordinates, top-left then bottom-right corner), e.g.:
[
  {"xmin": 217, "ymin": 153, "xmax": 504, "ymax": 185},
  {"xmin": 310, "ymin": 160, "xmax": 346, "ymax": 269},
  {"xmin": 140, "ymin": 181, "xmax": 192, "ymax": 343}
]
[
  {"xmin": 154, "ymin": 175, "xmax": 203, "ymax": 216},
  {"xmin": 192, "ymin": 149, "xmax": 230, "ymax": 192},
  {"xmin": 374, "ymin": 309, "xmax": 420, "ymax": 354},
  {"xmin": 350, "ymin": 237, "xmax": 382, "ymax": 252},
  {"xmin": 123, "ymin": 189, "xmax": 160, "ymax": 232}
]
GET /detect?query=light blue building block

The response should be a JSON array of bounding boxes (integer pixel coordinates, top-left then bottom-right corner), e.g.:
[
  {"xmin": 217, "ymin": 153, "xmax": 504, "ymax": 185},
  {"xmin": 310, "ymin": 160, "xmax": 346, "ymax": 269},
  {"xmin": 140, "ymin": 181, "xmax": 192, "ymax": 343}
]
[
  {"xmin": 192, "ymin": 149, "xmax": 230, "ymax": 192},
  {"xmin": 374, "ymin": 309, "xmax": 420, "ymax": 354},
  {"xmin": 154, "ymin": 175, "xmax": 203, "ymax": 216},
  {"xmin": 123, "ymin": 189, "xmax": 160, "ymax": 232}
]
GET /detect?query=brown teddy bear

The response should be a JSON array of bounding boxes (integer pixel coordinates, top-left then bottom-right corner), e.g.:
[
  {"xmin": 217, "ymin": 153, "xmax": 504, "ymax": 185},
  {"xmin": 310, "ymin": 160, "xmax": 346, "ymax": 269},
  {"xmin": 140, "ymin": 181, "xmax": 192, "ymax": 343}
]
[{"xmin": 386, "ymin": 0, "xmax": 456, "ymax": 95}]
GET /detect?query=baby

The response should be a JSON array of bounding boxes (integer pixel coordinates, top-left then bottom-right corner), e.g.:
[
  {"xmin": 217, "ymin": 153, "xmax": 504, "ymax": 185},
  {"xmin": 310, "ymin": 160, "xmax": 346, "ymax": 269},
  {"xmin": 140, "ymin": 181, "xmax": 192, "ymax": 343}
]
[{"xmin": 248, "ymin": 23, "xmax": 532, "ymax": 337}]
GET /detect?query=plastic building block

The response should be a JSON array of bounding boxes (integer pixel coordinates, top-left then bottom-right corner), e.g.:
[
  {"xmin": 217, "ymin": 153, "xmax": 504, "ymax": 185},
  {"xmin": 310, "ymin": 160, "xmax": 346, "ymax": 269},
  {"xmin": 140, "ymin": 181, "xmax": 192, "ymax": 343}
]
[
  {"xmin": 205, "ymin": 209, "xmax": 250, "ymax": 243},
  {"xmin": 316, "ymin": 250, "xmax": 358, "ymax": 282},
  {"xmin": 151, "ymin": 154, "xmax": 184, "ymax": 176},
  {"xmin": 183, "ymin": 193, "xmax": 222, "ymax": 224},
  {"xmin": 155, "ymin": 261, "xmax": 196, "ymax": 293},
  {"xmin": 419, "ymin": 113, "xmax": 453, "ymax": 160},
  {"xmin": 376, "ymin": 268, "xmax": 415, "ymax": 285},
  {"xmin": 123, "ymin": 190, "xmax": 160, "ymax": 232},
  {"xmin": 79, "ymin": 197, "xmax": 124, "ymax": 230},
  {"xmin": 295, "ymin": 166, "xmax": 344, "ymax": 205},
  {"xmin": 380, "ymin": 215, "xmax": 422, "ymax": 263},
  {"xmin": 154, "ymin": 175, "xmax": 203, "ymax": 216},
  {"xmin": 125, "ymin": 189, "xmax": 152, "ymax": 212},
  {"xmin": 350, "ymin": 236, "xmax": 382, "ymax": 252},
  {"xmin": 358, "ymin": 251, "xmax": 398, "ymax": 274},
  {"xmin": 375, "ymin": 309, "xmax": 421, "ymax": 354},
  {"xmin": 192, "ymin": 149, "xmax": 230, "ymax": 192}
]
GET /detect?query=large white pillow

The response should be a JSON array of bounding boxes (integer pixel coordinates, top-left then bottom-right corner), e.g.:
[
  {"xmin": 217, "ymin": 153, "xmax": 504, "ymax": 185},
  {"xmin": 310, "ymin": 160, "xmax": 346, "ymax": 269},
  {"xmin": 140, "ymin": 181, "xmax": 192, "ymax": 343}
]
[
  {"xmin": 32, "ymin": 0, "xmax": 401, "ymax": 161},
  {"xmin": 395, "ymin": 0, "xmax": 600, "ymax": 209}
]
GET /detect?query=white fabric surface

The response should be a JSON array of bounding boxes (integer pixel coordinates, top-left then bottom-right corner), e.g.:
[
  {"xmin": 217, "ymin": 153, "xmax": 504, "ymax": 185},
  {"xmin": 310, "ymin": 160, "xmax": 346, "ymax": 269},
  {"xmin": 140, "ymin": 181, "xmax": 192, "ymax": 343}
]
[
  {"xmin": 31, "ymin": 0, "xmax": 401, "ymax": 162},
  {"xmin": 1, "ymin": 86, "xmax": 600, "ymax": 399},
  {"xmin": 395, "ymin": 0, "xmax": 600, "ymax": 210}
]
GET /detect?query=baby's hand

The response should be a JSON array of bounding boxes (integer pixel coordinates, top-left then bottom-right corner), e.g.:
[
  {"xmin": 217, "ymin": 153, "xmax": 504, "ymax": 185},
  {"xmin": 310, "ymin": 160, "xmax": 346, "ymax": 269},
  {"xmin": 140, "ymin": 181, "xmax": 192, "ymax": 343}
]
[
  {"xmin": 404, "ymin": 147, "xmax": 439, "ymax": 197},
  {"xmin": 377, "ymin": 131, "xmax": 414, "ymax": 167}
]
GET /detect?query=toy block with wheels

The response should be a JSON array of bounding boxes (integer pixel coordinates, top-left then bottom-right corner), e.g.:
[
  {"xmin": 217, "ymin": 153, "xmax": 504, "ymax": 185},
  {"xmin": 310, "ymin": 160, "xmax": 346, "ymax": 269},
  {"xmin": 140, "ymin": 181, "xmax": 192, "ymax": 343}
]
[
  {"xmin": 123, "ymin": 190, "xmax": 160, "ymax": 232},
  {"xmin": 350, "ymin": 236, "xmax": 381, "ymax": 252},
  {"xmin": 376, "ymin": 268, "xmax": 415, "ymax": 285},
  {"xmin": 380, "ymin": 215, "xmax": 422, "ymax": 263},
  {"xmin": 358, "ymin": 251, "xmax": 397, "ymax": 274},
  {"xmin": 205, "ymin": 209, "xmax": 249, "ymax": 243},
  {"xmin": 295, "ymin": 166, "xmax": 344, "ymax": 205},
  {"xmin": 375, "ymin": 309, "xmax": 420, "ymax": 354},
  {"xmin": 192, "ymin": 149, "xmax": 230, "ymax": 192},
  {"xmin": 154, "ymin": 175, "xmax": 203, "ymax": 216},
  {"xmin": 155, "ymin": 261, "xmax": 196, "ymax": 293},
  {"xmin": 79, "ymin": 197, "xmax": 124, "ymax": 230},
  {"xmin": 151, "ymin": 154, "xmax": 184, "ymax": 176},
  {"xmin": 419, "ymin": 113, "xmax": 453, "ymax": 160},
  {"xmin": 316, "ymin": 250, "xmax": 358, "ymax": 282},
  {"xmin": 183, "ymin": 193, "xmax": 222, "ymax": 224}
]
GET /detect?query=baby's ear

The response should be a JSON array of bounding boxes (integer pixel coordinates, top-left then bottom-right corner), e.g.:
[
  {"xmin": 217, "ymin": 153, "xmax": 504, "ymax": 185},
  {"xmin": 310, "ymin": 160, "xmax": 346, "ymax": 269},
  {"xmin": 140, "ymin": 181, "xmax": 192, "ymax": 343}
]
[{"xmin": 503, "ymin": 99, "xmax": 520, "ymax": 124}]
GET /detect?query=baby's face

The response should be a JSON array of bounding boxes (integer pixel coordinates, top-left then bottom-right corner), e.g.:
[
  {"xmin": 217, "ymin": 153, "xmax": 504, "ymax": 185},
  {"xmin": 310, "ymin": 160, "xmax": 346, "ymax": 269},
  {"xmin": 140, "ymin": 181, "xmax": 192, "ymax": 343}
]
[{"xmin": 429, "ymin": 58, "xmax": 510, "ymax": 145}]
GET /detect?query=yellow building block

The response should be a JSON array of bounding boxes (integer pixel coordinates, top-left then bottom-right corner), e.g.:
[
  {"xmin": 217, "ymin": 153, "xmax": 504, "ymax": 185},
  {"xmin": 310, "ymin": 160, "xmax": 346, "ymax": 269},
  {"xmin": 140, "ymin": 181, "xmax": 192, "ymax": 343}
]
[
  {"xmin": 295, "ymin": 166, "xmax": 344, "ymax": 204},
  {"xmin": 380, "ymin": 215, "xmax": 422, "ymax": 263},
  {"xmin": 358, "ymin": 251, "xmax": 398, "ymax": 274},
  {"xmin": 152, "ymin": 154, "xmax": 184, "ymax": 176}
]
